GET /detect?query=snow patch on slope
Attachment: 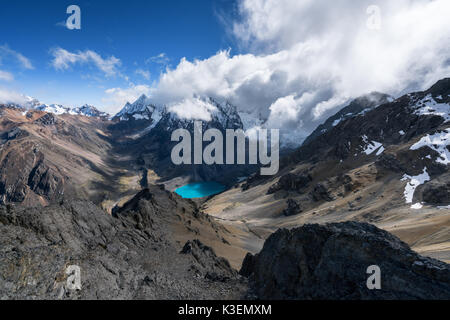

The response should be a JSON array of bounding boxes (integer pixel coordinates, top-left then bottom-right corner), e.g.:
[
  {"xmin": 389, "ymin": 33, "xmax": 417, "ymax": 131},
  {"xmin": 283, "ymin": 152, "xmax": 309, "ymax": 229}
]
[
  {"xmin": 410, "ymin": 129, "xmax": 450, "ymax": 165},
  {"xmin": 148, "ymin": 108, "xmax": 163, "ymax": 129},
  {"xmin": 401, "ymin": 167, "xmax": 430, "ymax": 208},
  {"xmin": 412, "ymin": 94, "xmax": 450, "ymax": 122},
  {"xmin": 411, "ymin": 203, "xmax": 423, "ymax": 210},
  {"xmin": 361, "ymin": 135, "xmax": 384, "ymax": 155}
]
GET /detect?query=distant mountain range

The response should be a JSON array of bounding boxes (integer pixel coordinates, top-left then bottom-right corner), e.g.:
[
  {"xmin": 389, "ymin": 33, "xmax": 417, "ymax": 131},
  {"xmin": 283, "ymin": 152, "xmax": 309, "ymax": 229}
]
[
  {"xmin": 1, "ymin": 95, "xmax": 109, "ymax": 118},
  {"xmin": 2, "ymin": 93, "xmax": 268, "ymax": 143},
  {"xmin": 1, "ymin": 79, "xmax": 448, "ymax": 207}
]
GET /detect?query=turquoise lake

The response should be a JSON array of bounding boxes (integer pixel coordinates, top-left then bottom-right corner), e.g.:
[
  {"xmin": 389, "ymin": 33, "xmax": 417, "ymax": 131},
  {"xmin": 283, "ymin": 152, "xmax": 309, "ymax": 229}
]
[{"xmin": 175, "ymin": 182, "xmax": 227, "ymax": 199}]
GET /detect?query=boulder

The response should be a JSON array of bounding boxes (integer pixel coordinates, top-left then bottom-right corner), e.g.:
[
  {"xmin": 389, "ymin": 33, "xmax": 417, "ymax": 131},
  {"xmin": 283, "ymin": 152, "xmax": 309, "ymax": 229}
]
[
  {"xmin": 282, "ymin": 199, "xmax": 302, "ymax": 216},
  {"xmin": 421, "ymin": 180, "xmax": 450, "ymax": 205}
]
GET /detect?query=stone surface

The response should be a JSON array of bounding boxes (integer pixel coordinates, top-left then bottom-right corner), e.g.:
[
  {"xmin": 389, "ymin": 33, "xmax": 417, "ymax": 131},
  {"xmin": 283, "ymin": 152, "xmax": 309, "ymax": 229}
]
[
  {"xmin": 241, "ymin": 222, "xmax": 450, "ymax": 300},
  {"xmin": 267, "ymin": 173, "xmax": 312, "ymax": 194},
  {"xmin": 283, "ymin": 199, "xmax": 302, "ymax": 216},
  {"xmin": 420, "ymin": 179, "xmax": 450, "ymax": 205}
]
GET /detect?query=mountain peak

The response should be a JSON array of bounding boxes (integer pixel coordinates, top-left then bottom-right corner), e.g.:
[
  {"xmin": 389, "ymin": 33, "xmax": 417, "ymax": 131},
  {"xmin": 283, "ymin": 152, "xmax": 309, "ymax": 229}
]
[
  {"xmin": 136, "ymin": 94, "xmax": 149, "ymax": 101},
  {"xmin": 71, "ymin": 104, "xmax": 109, "ymax": 118},
  {"xmin": 113, "ymin": 94, "xmax": 155, "ymax": 121}
]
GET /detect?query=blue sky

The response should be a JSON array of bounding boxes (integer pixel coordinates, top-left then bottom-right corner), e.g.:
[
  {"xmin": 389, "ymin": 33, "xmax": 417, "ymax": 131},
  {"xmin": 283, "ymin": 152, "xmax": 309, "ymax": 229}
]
[{"xmin": 0, "ymin": 0, "xmax": 239, "ymax": 110}]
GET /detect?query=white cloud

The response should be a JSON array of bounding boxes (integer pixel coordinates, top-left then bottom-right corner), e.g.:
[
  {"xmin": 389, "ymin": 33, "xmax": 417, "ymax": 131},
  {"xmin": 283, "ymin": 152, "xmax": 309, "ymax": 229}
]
[
  {"xmin": 16, "ymin": 53, "xmax": 34, "ymax": 70},
  {"xmin": 145, "ymin": 0, "xmax": 450, "ymax": 143},
  {"xmin": 266, "ymin": 95, "xmax": 301, "ymax": 128},
  {"xmin": 168, "ymin": 98, "xmax": 218, "ymax": 121},
  {"xmin": 313, "ymin": 96, "xmax": 350, "ymax": 120},
  {"xmin": 146, "ymin": 53, "xmax": 170, "ymax": 65},
  {"xmin": 231, "ymin": 0, "xmax": 450, "ymax": 98},
  {"xmin": 135, "ymin": 69, "xmax": 151, "ymax": 80},
  {"xmin": 0, "ymin": 70, "xmax": 14, "ymax": 82},
  {"xmin": 0, "ymin": 88, "xmax": 28, "ymax": 105},
  {"xmin": 50, "ymin": 48, "xmax": 121, "ymax": 76},
  {"xmin": 0, "ymin": 45, "xmax": 34, "ymax": 70},
  {"xmin": 102, "ymin": 84, "xmax": 152, "ymax": 114}
]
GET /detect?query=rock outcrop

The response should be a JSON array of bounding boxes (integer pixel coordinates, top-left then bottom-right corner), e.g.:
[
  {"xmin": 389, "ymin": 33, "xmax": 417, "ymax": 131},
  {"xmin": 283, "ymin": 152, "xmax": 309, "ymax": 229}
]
[
  {"xmin": 282, "ymin": 199, "xmax": 302, "ymax": 216},
  {"xmin": 420, "ymin": 179, "xmax": 450, "ymax": 205},
  {"xmin": 310, "ymin": 183, "xmax": 334, "ymax": 202},
  {"xmin": 240, "ymin": 222, "xmax": 450, "ymax": 300},
  {"xmin": 267, "ymin": 173, "xmax": 312, "ymax": 194},
  {"xmin": 181, "ymin": 240, "xmax": 238, "ymax": 282}
]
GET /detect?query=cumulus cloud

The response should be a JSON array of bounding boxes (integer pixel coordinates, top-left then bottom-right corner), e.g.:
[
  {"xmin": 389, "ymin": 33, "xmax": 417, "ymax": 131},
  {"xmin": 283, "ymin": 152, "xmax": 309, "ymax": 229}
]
[
  {"xmin": 144, "ymin": 0, "xmax": 450, "ymax": 143},
  {"xmin": 51, "ymin": 48, "xmax": 121, "ymax": 77},
  {"xmin": 102, "ymin": 84, "xmax": 152, "ymax": 114}
]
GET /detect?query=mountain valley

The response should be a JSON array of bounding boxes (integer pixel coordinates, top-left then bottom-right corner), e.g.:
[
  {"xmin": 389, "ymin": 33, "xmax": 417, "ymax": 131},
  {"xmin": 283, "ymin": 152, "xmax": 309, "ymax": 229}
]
[{"xmin": 0, "ymin": 78, "xmax": 449, "ymax": 299}]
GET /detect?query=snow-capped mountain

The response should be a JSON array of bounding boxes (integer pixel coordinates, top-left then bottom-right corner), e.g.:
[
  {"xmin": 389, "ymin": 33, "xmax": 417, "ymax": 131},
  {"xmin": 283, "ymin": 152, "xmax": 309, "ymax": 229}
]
[
  {"xmin": 34, "ymin": 103, "xmax": 110, "ymax": 118},
  {"xmin": 151, "ymin": 98, "xmax": 244, "ymax": 136},
  {"xmin": 113, "ymin": 94, "xmax": 157, "ymax": 121},
  {"xmin": 70, "ymin": 104, "xmax": 109, "ymax": 118},
  {"xmin": 34, "ymin": 104, "xmax": 71, "ymax": 115},
  {"xmin": 113, "ymin": 95, "xmax": 245, "ymax": 132},
  {"xmin": 0, "ymin": 94, "xmax": 110, "ymax": 118},
  {"xmin": 112, "ymin": 94, "xmax": 303, "ymax": 148},
  {"xmin": 23, "ymin": 96, "xmax": 41, "ymax": 108},
  {"xmin": 0, "ymin": 95, "xmax": 41, "ymax": 110}
]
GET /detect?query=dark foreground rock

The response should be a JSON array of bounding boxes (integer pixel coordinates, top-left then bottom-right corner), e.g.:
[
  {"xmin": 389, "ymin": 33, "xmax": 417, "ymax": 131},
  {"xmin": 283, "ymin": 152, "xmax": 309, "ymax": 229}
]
[
  {"xmin": 240, "ymin": 222, "xmax": 450, "ymax": 300},
  {"xmin": 0, "ymin": 185, "xmax": 245, "ymax": 299}
]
